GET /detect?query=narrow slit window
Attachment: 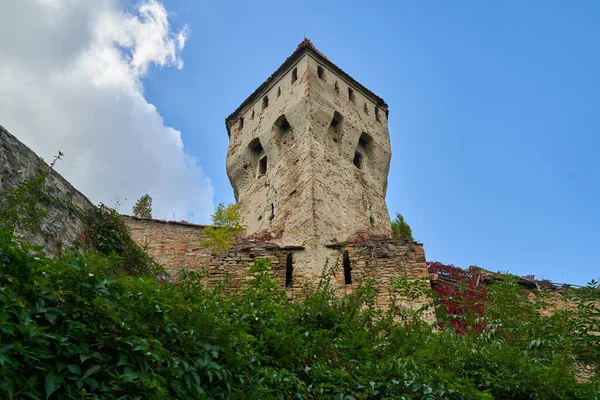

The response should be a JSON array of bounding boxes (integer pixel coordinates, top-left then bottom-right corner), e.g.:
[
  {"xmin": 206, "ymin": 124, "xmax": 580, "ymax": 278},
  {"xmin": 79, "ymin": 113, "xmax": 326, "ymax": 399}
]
[
  {"xmin": 277, "ymin": 87, "xmax": 281, "ymax": 98},
  {"xmin": 348, "ymin": 87, "xmax": 355, "ymax": 102},
  {"xmin": 375, "ymin": 107, "xmax": 380, "ymax": 122},
  {"xmin": 262, "ymin": 95, "xmax": 269, "ymax": 109},
  {"xmin": 334, "ymin": 81, "xmax": 340, "ymax": 93},
  {"xmin": 259, "ymin": 156, "xmax": 267, "ymax": 176},
  {"xmin": 363, "ymin": 102, "xmax": 369, "ymax": 114},
  {"xmin": 239, "ymin": 116, "xmax": 244, "ymax": 129},
  {"xmin": 317, "ymin": 65, "xmax": 325, "ymax": 80},
  {"xmin": 343, "ymin": 251, "xmax": 352, "ymax": 284},
  {"xmin": 285, "ymin": 252, "xmax": 293, "ymax": 287},
  {"xmin": 251, "ymin": 109, "xmax": 255, "ymax": 120},
  {"xmin": 291, "ymin": 68, "xmax": 298, "ymax": 83},
  {"xmin": 269, "ymin": 203, "xmax": 275, "ymax": 220},
  {"xmin": 353, "ymin": 151, "xmax": 363, "ymax": 170}
]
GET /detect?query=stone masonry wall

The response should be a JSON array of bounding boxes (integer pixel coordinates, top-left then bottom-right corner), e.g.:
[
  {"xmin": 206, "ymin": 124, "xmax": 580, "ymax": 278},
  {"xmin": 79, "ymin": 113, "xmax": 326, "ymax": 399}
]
[
  {"xmin": 0, "ymin": 125, "xmax": 93, "ymax": 253},
  {"xmin": 125, "ymin": 216, "xmax": 430, "ymax": 308}
]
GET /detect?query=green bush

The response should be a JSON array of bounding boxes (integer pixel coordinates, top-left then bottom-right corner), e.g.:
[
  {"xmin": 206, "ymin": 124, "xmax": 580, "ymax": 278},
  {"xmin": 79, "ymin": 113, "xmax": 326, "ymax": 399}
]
[
  {"xmin": 0, "ymin": 232, "xmax": 598, "ymax": 399},
  {"xmin": 82, "ymin": 204, "xmax": 163, "ymax": 276},
  {"xmin": 391, "ymin": 213, "xmax": 414, "ymax": 242}
]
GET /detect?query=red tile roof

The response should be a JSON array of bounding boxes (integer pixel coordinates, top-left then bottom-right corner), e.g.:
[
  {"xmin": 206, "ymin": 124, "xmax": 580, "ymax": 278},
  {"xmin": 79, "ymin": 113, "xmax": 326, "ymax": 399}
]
[{"xmin": 225, "ymin": 39, "xmax": 389, "ymax": 129}]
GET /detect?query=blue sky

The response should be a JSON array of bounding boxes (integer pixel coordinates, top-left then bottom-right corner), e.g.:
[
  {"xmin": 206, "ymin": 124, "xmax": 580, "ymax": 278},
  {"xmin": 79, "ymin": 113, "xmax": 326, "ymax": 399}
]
[
  {"xmin": 143, "ymin": 1, "xmax": 600, "ymax": 285},
  {"xmin": 1, "ymin": 1, "xmax": 597, "ymax": 285}
]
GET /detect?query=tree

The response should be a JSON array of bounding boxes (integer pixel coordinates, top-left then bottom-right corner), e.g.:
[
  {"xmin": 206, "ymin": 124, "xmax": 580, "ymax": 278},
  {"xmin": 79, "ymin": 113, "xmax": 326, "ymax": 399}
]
[
  {"xmin": 201, "ymin": 203, "xmax": 244, "ymax": 253},
  {"xmin": 390, "ymin": 213, "xmax": 413, "ymax": 242},
  {"xmin": 132, "ymin": 194, "xmax": 152, "ymax": 219}
]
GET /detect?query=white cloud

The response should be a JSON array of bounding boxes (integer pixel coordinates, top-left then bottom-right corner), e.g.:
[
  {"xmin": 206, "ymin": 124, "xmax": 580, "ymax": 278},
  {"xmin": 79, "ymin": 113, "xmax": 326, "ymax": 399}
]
[{"xmin": 0, "ymin": 0, "xmax": 213, "ymax": 222}]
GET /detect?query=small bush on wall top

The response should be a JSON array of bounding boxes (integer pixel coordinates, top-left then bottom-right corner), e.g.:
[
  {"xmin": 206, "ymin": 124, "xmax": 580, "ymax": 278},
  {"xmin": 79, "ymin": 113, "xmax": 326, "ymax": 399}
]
[
  {"xmin": 391, "ymin": 212, "xmax": 413, "ymax": 242},
  {"xmin": 201, "ymin": 203, "xmax": 244, "ymax": 253},
  {"xmin": 132, "ymin": 193, "xmax": 152, "ymax": 219}
]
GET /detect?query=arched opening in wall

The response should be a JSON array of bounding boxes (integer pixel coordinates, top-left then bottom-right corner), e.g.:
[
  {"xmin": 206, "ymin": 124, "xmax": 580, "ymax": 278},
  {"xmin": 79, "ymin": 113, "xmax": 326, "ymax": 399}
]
[
  {"xmin": 343, "ymin": 250, "xmax": 352, "ymax": 285},
  {"xmin": 329, "ymin": 111, "xmax": 343, "ymax": 144},
  {"xmin": 248, "ymin": 138, "xmax": 266, "ymax": 178},
  {"xmin": 354, "ymin": 132, "xmax": 373, "ymax": 172},
  {"xmin": 291, "ymin": 67, "xmax": 298, "ymax": 83},
  {"xmin": 274, "ymin": 114, "xmax": 291, "ymax": 134},
  {"xmin": 285, "ymin": 252, "xmax": 293, "ymax": 287},
  {"xmin": 317, "ymin": 65, "xmax": 326, "ymax": 80}
]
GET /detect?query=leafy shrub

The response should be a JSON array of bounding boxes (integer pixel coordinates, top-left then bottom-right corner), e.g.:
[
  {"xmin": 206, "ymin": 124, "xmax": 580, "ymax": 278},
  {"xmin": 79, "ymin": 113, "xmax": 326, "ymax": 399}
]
[
  {"xmin": 132, "ymin": 194, "xmax": 153, "ymax": 219},
  {"xmin": 391, "ymin": 213, "xmax": 414, "ymax": 242},
  {"xmin": 0, "ymin": 152, "xmax": 63, "ymax": 235},
  {"xmin": 0, "ymin": 232, "xmax": 597, "ymax": 399},
  {"xmin": 428, "ymin": 262, "xmax": 489, "ymax": 334},
  {"xmin": 81, "ymin": 204, "xmax": 162, "ymax": 276},
  {"xmin": 201, "ymin": 203, "xmax": 244, "ymax": 253}
]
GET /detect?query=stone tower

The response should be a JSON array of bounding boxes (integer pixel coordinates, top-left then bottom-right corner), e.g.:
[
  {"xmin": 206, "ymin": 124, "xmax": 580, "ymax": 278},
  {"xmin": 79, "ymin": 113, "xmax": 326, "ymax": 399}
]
[{"xmin": 225, "ymin": 39, "xmax": 392, "ymax": 278}]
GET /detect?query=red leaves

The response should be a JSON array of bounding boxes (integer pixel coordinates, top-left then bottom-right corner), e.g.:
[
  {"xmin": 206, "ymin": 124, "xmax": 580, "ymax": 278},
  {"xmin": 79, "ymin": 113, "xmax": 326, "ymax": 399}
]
[{"xmin": 428, "ymin": 262, "xmax": 489, "ymax": 334}]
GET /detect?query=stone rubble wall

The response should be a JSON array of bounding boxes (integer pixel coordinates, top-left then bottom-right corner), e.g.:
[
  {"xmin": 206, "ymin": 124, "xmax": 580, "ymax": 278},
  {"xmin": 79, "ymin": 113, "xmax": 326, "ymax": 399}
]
[
  {"xmin": 124, "ymin": 216, "xmax": 430, "ymax": 309},
  {"xmin": 0, "ymin": 125, "xmax": 93, "ymax": 253}
]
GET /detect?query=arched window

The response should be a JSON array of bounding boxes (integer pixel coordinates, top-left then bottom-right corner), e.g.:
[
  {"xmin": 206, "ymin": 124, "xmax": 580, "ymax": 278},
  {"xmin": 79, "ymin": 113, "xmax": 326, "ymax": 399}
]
[
  {"xmin": 329, "ymin": 111, "xmax": 343, "ymax": 144},
  {"xmin": 353, "ymin": 132, "xmax": 373, "ymax": 172},
  {"xmin": 343, "ymin": 250, "xmax": 352, "ymax": 285},
  {"xmin": 274, "ymin": 114, "xmax": 291, "ymax": 134}
]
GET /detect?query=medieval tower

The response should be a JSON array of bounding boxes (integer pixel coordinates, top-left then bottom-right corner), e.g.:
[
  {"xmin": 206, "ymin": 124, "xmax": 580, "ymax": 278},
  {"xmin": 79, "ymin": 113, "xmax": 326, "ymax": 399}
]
[{"xmin": 225, "ymin": 39, "xmax": 393, "ymax": 278}]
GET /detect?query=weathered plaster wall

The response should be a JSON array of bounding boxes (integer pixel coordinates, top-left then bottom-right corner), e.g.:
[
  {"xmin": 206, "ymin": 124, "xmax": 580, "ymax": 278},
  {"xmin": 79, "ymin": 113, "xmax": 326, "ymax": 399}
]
[
  {"xmin": 0, "ymin": 125, "xmax": 93, "ymax": 253},
  {"xmin": 225, "ymin": 49, "xmax": 393, "ymax": 278}
]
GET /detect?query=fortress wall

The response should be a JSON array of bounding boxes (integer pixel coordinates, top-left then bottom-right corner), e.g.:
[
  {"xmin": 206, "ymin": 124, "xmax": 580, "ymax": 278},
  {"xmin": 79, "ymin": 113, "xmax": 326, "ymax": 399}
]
[
  {"xmin": 0, "ymin": 125, "xmax": 93, "ymax": 253},
  {"xmin": 125, "ymin": 216, "xmax": 429, "ymax": 307}
]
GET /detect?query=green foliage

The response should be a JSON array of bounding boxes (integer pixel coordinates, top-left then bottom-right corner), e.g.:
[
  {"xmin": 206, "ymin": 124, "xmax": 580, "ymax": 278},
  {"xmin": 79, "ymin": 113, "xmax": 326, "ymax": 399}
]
[
  {"xmin": 391, "ymin": 212, "xmax": 414, "ymax": 242},
  {"xmin": 132, "ymin": 194, "xmax": 152, "ymax": 219},
  {"xmin": 0, "ymin": 152, "xmax": 63, "ymax": 235},
  {"xmin": 201, "ymin": 203, "xmax": 244, "ymax": 253},
  {"xmin": 82, "ymin": 204, "xmax": 163, "ymax": 276},
  {"xmin": 0, "ymin": 231, "xmax": 598, "ymax": 399}
]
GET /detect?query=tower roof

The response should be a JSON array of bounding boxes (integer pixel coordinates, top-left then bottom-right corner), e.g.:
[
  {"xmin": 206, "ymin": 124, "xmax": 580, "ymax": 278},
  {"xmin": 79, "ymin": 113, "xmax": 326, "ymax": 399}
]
[{"xmin": 225, "ymin": 39, "xmax": 388, "ymax": 126}]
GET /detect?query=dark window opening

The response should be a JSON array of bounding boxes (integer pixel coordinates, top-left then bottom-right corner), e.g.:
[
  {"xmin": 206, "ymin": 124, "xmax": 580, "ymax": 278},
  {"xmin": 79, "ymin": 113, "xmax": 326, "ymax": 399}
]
[
  {"xmin": 343, "ymin": 251, "xmax": 352, "ymax": 284},
  {"xmin": 317, "ymin": 65, "xmax": 325, "ymax": 80},
  {"xmin": 348, "ymin": 87, "xmax": 355, "ymax": 102},
  {"xmin": 269, "ymin": 203, "xmax": 275, "ymax": 220},
  {"xmin": 285, "ymin": 252, "xmax": 293, "ymax": 287},
  {"xmin": 363, "ymin": 102, "xmax": 369, "ymax": 114},
  {"xmin": 239, "ymin": 116, "xmax": 244, "ymax": 129},
  {"xmin": 259, "ymin": 156, "xmax": 267, "ymax": 176},
  {"xmin": 249, "ymin": 138, "xmax": 263, "ymax": 154},
  {"xmin": 277, "ymin": 87, "xmax": 281, "ymax": 98},
  {"xmin": 274, "ymin": 115, "xmax": 291, "ymax": 134},
  {"xmin": 329, "ymin": 111, "xmax": 343, "ymax": 143},
  {"xmin": 353, "ymin": 151, "xmax": 363, "ymax": 170},
  {"xmin": 262, "ymin": 95, "xmax": 269, "ymax": 109},
  {"xmin": 334, "ymin": 81, "xmax": 340, "ymax": 93},
  {"xmin": 359, "ymin": 137, "xmax": 368, "ymax": 148},
  {"xmin": 251, "ymin": 109, "xmax": 255, "ymax": 120},
  {"xmin": 291, "ymin": 68, "xmax": 298, "ymax": 83},
  {"xmin": 375, "ymin": 107, "xmax": 380, "ymax": 122}
]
